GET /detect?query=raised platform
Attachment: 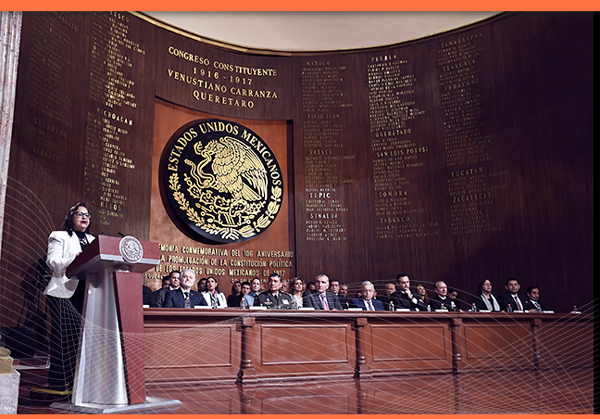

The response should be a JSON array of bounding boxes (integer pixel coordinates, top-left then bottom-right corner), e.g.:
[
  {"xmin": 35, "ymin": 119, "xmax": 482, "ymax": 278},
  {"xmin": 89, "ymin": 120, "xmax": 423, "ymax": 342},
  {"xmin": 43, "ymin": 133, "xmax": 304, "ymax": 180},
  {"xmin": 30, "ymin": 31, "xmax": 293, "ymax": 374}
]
[{"xmin": 143, "ymin": 309, "xmax": 593, "ymax": 385}]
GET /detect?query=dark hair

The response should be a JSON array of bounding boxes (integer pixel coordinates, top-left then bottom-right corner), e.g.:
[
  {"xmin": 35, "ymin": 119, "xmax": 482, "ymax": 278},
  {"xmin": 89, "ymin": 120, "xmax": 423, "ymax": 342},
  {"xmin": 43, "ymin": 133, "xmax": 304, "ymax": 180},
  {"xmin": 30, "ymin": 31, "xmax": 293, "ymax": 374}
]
[
  {"xmin": 169, "ymin": 270, "xmax": 180, "ymax": 278},
  {"xmin": 269, "ymin": 272, "xmax": 281, "ymax": 281},
  {"xmin": 291, "ymin": 277, "xmax": 304, "ymax": 294},
  {"xmin": 61, "ymin": 202, "xmax": 90, "ymax": 236},
  {"xmin": 526, "ymin": 285, "xmax": 539, "ymax": 294},
  {"xmin": 476, "ymin": 279, "xmax": 492, "ymax": 295},
  {"xmin": 231, "ymin": 281, "xmax": 242, "ymax": 295},
  {"xmin": 241, "ymin": 281, "xmax": 251, "ymax": 288},
  {"xmin": 206, "ymin": 276, "xmax": 221, "ymax": 294},
  {"xmin": 162, "ymin": 276, "xmax": 171, "ymax": 285},
  {"xmin": 396, "ymin": 273, "xmax": 408, "ymax": 280},
  {"xmin": 330, "ymin": 278, "xmax": 340, "ymax": 285},
  {"xmin": 506, "ymin": 277, "xmax": 520, "ymax": 286}
]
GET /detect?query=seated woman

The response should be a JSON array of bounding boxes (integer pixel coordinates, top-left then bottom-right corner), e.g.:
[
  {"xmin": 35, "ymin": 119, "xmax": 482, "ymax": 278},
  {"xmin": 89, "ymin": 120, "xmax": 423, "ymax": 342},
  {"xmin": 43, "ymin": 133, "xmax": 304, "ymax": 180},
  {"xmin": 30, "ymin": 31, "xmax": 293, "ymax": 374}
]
[
  {"xmin": 473, "ymin": 278, "xmax": 501, "ymax": 311},
  {"xmin": 227, "ymin": 281, "xmax": 242, "ymax": 307},
  {"xmin": 289, "ymin": 277, "xmax": 305, "ymax": 308},
  {"xmin": 201, "ymin": 276, "xmax": 228, "ymax": 308},
  {"xmin": 415, "ymin": 283, "xmax": 429, "ymax": 308}
]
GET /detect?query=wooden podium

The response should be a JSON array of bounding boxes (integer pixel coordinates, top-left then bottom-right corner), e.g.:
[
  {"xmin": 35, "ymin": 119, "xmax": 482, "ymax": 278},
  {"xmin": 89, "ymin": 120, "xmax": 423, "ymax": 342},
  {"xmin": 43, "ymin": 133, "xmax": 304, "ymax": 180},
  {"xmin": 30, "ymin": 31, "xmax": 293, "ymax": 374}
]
[{"xmin": 50, "ymin": 235, "xmax": 181, "ymax": 413}]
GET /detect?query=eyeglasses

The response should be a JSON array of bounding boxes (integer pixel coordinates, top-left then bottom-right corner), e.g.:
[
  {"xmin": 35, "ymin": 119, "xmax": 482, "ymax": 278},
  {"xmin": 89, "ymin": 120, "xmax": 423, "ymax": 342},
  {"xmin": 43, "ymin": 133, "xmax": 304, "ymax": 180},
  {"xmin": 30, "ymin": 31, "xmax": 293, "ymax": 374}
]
[{"xmin": 74, "ymin": 212, "xmax": 92, "ymax": 219}]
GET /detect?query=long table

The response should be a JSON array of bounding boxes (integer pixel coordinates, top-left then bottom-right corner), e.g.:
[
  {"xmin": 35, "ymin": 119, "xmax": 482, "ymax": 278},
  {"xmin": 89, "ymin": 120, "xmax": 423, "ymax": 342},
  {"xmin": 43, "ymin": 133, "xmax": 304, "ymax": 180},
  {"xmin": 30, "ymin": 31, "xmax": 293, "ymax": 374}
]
[{"xmin": 143, "ymin": 310, "xmax": 592, "ymax": 385}]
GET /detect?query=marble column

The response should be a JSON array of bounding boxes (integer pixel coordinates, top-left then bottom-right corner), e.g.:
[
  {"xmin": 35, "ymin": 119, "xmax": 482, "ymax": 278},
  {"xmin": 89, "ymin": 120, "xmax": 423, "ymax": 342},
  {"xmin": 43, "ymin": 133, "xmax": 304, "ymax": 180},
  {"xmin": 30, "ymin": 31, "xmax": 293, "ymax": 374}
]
[{"xmin": 0, "ymin": 12, "xmax": 22, "ymax": 255}]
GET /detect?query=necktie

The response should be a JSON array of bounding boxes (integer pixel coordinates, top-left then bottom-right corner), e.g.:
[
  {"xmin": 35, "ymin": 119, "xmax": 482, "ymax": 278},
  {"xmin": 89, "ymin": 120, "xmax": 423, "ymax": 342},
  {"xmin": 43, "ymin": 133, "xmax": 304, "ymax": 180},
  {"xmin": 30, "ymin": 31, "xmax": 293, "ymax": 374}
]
[
  {"xmin": 368, "ymin": 300, "xmax": 374, "ymax": 311},
  {"xmin": 321, "ymin": 294, "xmax": 330, "ymax": 310},
  {"xmin": 184, "ymin": 292, "xmax": 191, "ymax": 308},
  {"xmin": 514, "ymin": 295, "xmax": 522, "ymax": 311}
]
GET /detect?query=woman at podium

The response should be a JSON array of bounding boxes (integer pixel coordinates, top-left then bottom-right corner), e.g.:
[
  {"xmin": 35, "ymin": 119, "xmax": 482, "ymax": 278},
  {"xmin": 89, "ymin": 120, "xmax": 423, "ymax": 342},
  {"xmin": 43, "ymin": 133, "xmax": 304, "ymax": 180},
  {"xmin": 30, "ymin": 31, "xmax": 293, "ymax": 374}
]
[{"xmin": 43, "ymin": 202, "xmax": 95, "ymax": 392}]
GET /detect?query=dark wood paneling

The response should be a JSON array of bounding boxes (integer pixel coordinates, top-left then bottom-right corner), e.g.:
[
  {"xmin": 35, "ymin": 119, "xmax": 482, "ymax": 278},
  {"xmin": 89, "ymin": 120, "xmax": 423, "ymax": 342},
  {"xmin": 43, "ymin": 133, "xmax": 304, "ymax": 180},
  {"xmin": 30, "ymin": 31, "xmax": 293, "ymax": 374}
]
[
  {"xmin": 259, "ymin": 324, "xmax": 350, "ymax": 365},
  {"xmin": 144, "ymin": 323, "xmax": 241, "ymax": 384},
  {"xmin": 142, "ymin": 311, "xmax": 592, "ymax": 384},
  {"xmin": 2, "ymin": 13, "xmax": 592, "ymax": 331},
  {"xmin": 1, "ymin": 12, "xmax": 156, "ymax": 325},
  {"xmin": 154, "ymin": 27, "xmax": 293, "ymax": 120},
  {"xmin": 537, "ymin": 321, "xmax": 593, "ymax": 369}
]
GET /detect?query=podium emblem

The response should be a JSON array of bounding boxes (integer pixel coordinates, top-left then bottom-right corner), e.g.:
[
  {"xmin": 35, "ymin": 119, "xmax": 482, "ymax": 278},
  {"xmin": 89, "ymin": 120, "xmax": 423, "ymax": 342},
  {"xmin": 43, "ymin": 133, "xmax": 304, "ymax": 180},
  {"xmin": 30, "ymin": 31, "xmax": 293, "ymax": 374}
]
[
  {"xmin": 119, "ymin": 236, "xmax": 144, "ymax": 263},
  {"xmin": 160, "ymin": 119, "xmax": 284, "ymax": 244}
]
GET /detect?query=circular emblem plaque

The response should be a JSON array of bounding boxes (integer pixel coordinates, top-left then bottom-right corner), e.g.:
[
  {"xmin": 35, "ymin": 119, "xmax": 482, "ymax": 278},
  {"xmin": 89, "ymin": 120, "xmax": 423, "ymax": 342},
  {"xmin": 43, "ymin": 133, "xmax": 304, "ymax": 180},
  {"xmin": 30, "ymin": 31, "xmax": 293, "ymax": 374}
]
[
  {"xmin": 159, "ymin": 119, "xmax": 284, "ymax": 244},
  {"xmin": 119, "ymin": 236, "xmax": 144, "ymax": 263}
]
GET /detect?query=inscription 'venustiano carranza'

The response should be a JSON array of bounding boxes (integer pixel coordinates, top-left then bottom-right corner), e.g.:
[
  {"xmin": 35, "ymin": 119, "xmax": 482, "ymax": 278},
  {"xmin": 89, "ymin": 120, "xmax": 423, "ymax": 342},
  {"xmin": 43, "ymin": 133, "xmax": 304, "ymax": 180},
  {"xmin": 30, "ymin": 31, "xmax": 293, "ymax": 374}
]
[{"xmin": 161, "ymin": 119, "xmax": 284, "ymax": 244}]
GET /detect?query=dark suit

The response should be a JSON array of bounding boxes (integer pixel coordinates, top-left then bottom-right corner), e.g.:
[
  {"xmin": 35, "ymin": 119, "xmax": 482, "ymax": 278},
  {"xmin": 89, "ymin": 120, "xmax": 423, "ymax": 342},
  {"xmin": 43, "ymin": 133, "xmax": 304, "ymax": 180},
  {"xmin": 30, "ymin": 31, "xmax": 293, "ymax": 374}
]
[
  {"xmin": 498, "ymin": 292, "xmax": 528, "ymax": 311},
  {"xmin": 304, "ymin": 291, "xmax": 343, "ymax": 310},
  {"xmin": 523, "ymin": 298, "xmax": 546, "ymax": 312},
  {"xmin": 429, "ymin": 294, "xmax": 459, "ymax": 311},
  {"xmin": 337, "ymin": 294, "xmax": 356, "ymax": 309},
  {"xmin": 153, "ymin": 287, "xmax": 172, "ymax": 307},
  {"xmin": 390, "ymin": 290, "xmax": 428, "ymax": 311},
  {"xmin": 352, "ymin": 298, "xmax": 385, "ymax": 311},
  {"xmin": 165, "ymin": 289, "xmax": 207, "ymax": 308},
  {"xmin": 143, "ymin": 285, "xmax": 154, "ymax": 306},
  {"xmin": 379, "ymin": 295, "xmax": 394, "ymax": 311},
  {"xmin": 227, "ymin": 293, "xmax": 242, "ymax": 308},
  {"xmin": 254, "ymin": 291, "xmax": 294, "ymax": 309}
]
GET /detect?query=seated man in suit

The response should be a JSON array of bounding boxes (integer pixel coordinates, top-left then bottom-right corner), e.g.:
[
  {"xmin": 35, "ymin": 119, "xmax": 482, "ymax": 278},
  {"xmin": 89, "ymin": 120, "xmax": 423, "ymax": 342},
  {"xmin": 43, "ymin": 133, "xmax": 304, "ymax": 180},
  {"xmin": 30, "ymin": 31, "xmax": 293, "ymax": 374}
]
[
  {"xmin": 329, "ymin": 278, "xmax": 341, "ymax": 296},
  {"xmin": 153, "ymin": 270, "xmax": 180, "ymax": 307},
  {"xmin": 352, "ymin": 281, "xmax": 385, "ymax": 311},
  {"xmin": 303, "ymin": 274, "xmax": 343, "ymax": 310},
  {"xmin": 498, "ymin": 277, "xmax": 528, "ymax": 312},
  {"xmin": 254, "ymin": 273, "xmax": 294, "ymax": 309},
  {"xmin": 429, "ymin": 281, "xmax": 459, "ymax": 311},
  {"xmin": 164, "ymin": 269, "xmax": 207, "ymax": 308},
  {"xmin": 391, "ymin": 273, "xmax": 428, "ymax": 311},
  {"xmin": 379, "ymin": 282, "xmax": 397, "ymax": 310},
  {"xmin": 152, "ymin": 275, "xmax": 170, "ymax": 305},
  {"xmin": 447, "ymin": 288, "xmax": 465, "ymax": 311},
  {"xmin": 523, "ymin": 285, "xmax": 546, "ymax": 312},
  {"xmin": 143, "ymin": 284, "xmax": 153, "ymax": 306},
  {"xmin": 337, "ymin": 283, "xmax": 355, "ymax": 309}
]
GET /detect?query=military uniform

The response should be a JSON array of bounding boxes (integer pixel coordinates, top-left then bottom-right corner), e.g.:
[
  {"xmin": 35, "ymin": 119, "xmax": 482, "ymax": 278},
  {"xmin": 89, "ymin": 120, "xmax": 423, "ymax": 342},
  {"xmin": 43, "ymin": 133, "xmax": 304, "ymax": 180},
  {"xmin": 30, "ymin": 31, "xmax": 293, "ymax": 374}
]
[{"xmin": 254, "ymin": 291, "xmax": 295, "ymax": 309}]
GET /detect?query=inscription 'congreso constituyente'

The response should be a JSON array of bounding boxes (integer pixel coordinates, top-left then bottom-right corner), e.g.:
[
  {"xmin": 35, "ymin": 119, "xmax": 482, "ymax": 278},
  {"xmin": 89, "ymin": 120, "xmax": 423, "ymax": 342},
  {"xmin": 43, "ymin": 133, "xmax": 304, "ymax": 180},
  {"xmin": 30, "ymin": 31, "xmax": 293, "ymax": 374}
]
[{"xmin": 160, "ymin": 119, "xmax": 284, "ymax": 244}]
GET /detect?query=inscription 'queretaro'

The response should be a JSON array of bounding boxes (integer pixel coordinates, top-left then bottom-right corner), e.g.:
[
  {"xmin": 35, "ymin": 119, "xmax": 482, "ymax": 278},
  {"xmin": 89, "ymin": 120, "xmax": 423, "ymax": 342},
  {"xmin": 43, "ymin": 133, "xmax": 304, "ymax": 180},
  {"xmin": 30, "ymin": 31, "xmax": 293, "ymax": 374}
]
[{"xmin": 160, "ymin": 119, "xmax": 283, "ymax": 244}]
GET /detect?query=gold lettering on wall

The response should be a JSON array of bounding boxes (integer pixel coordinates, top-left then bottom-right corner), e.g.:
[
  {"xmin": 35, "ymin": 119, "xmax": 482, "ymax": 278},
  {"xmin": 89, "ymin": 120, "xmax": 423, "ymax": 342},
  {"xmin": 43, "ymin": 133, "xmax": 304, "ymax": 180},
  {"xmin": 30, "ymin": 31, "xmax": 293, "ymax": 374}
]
[
  {"xmin": 145, "ymin": 244, "xmax": 294, "ymax": 289},
  {"xmin": 437, "ymin": 32, "xmax": 506, "ymax": 235},
  {"xmin": 367, "ymin": 54, "xmax": 437, "ymax": 239},
  {"xmin": 84, "ymin": 12, "xmax": 144, "ymax": 226},
  {"xmin": 300, "ymin": 61, "xmax": 352, "ymax": 242},
  {"xmin": 164, "ymin": 44, "xmax": 280, "ymax": 107}
]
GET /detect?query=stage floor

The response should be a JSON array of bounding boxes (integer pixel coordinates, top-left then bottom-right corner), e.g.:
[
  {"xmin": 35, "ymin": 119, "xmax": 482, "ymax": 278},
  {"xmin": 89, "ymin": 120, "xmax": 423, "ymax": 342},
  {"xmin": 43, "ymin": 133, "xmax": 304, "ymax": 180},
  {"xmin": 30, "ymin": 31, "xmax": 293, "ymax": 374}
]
[{"xmin": 18, "ymin": 368, "xmax": 594, "ymax": 414}]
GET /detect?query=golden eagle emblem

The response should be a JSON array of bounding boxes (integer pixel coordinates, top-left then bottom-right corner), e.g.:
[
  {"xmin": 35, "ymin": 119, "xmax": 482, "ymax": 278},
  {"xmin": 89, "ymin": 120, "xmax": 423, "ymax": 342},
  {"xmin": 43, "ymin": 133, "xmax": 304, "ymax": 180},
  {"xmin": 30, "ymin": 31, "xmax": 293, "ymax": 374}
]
[{"xmin": 161, "ymin": 119, "xmax": 283, "ymax": 244}]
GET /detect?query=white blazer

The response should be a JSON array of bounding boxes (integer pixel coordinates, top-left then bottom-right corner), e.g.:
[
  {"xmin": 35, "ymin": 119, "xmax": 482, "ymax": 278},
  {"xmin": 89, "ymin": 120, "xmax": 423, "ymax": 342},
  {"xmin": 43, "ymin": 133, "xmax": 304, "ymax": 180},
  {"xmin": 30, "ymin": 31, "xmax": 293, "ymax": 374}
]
[
  {"xmin": 44, "ymin": 230, "xmax": 95, "ymax": 299},
  {"xmin": 201, "ymin": 291, "xmax": 228, "ymax": 308}
]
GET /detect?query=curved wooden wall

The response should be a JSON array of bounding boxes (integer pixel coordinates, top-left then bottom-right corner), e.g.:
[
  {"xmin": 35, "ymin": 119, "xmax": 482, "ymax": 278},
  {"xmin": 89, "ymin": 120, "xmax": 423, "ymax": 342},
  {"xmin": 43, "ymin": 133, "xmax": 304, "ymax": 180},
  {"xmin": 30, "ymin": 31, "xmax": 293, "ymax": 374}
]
[{"xmin": 0, "ymin": 12, "xmax": 592, "ymax": 326}]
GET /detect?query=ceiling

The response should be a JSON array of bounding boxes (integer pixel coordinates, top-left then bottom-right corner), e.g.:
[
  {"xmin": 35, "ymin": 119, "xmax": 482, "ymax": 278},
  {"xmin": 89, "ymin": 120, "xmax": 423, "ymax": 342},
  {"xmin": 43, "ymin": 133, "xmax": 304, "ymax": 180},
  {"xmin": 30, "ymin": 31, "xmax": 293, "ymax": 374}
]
[{"xmin": 142, "ymin": 12, "xmax": 500, "ymax": 52}]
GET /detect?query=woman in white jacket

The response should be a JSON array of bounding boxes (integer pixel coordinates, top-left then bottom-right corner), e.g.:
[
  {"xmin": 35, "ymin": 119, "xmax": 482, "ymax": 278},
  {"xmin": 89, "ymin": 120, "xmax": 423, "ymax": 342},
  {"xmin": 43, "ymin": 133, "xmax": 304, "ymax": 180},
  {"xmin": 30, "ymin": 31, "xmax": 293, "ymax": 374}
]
[
  {"xmin": 201, "ymin": 276, "xmax": 228, "ymax": 308},
  {"xmin": 44, "ymin": 202, "xmax": 94, "ymax": 392}
]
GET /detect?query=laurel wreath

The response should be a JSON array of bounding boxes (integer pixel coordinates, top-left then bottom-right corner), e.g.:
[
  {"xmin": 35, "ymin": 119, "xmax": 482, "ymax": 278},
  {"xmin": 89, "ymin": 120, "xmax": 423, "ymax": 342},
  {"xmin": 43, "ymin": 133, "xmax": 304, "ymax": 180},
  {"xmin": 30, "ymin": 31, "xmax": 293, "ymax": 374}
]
[
  {"xmin": 169, "ymin": 173, "xmax": 204, "ymax": 226},
  {"xmin": 169, "ymin": 172, "xmax": 282, "ymax": 241}
]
